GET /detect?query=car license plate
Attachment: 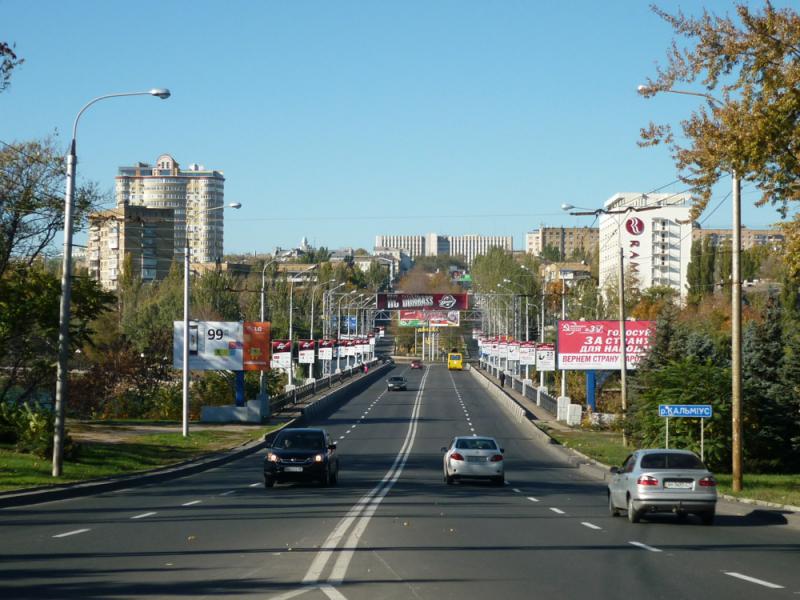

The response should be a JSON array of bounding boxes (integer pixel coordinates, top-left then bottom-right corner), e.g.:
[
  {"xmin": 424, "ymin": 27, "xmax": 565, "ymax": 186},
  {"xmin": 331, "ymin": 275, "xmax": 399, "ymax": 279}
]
[
  {"xmin": 664, "ymin": 481, "xmax": 692, "ymax": 489},
  {"xmin": 284, "ymin": 466, "xmax": 303, "ymax": 473},
  {"xmin": 466, "ymin": 456, "xmax": 484, "ymax": 463}
]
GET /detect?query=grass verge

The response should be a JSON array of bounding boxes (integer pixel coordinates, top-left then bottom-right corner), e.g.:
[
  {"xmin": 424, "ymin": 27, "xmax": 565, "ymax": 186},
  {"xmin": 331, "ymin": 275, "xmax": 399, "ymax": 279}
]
[
  {"xmin": 537, "ymin": 424, "xmax": 800, "ymax": 508},
  {"xmin": 0, "ymin": 424, "xmax": 279, "ymax": 492}
]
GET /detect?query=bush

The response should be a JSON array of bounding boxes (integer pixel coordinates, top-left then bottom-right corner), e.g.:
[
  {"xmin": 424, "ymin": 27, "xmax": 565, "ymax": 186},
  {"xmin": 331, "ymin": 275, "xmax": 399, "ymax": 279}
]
[{"xmin": 2, "ymin": 402, "xmax": 79, "ymax": 459}]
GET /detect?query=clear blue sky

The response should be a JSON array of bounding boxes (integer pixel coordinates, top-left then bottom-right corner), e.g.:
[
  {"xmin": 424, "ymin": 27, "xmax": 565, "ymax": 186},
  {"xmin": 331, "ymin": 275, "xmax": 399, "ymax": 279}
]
[{"xmin": 1, "ymin": 1, "xmax": 790, "ymax": 254}]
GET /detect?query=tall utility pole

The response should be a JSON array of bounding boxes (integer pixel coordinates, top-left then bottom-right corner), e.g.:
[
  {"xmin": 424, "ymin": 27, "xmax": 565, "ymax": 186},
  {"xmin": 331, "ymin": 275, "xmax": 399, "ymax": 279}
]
[
  {"xmin": 560, "ymin": 279, "xmax": 567, "ymax": 398},
  {"xmin": 618, "ymin": 246, "xmax": 628, "ymax": 446},
  {"xmin": 731, "ymin": 171, "xmax": 742, "ymax": 492}
]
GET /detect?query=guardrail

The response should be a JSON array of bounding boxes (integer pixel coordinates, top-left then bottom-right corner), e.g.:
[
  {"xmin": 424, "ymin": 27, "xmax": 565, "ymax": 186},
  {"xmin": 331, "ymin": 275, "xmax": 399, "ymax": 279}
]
[
  {"xmin": 478, "ymin": 359, "xmax": 559, "ymax": 415},
  {"xmin": 270, "ymin": 360, "xmax": 382, "ymax": 413}
]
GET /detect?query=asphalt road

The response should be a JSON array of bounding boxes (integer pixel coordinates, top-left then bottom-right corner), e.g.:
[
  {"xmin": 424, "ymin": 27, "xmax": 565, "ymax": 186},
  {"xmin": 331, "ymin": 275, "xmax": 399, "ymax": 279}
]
[{"xmin": 1, "ymin": 364, "xmax": 798, "ymax": 599}]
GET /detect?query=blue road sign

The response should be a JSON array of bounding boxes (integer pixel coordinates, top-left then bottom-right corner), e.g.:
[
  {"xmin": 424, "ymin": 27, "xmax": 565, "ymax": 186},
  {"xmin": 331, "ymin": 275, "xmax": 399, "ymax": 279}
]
[{"xmin": 659, "ymin": 404, "xmax": 713, "ymax": 418}]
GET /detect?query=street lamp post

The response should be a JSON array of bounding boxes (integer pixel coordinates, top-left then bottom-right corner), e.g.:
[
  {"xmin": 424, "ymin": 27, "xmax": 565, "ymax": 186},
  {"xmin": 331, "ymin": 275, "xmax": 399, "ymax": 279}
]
[
  {"xmin": 53, "ymin": 88, "xmax": 170, "ymax": 477},
  {"xmin": 639, "ymin": 84, "xmax": 743, "ymax": 491},
  {"xmin": 182, "ymin": 202, "xmax": 242, "ymax": 437},
  {"xmin": 259, "ymin": 259, "xmax": 278, "ymax": 415}
]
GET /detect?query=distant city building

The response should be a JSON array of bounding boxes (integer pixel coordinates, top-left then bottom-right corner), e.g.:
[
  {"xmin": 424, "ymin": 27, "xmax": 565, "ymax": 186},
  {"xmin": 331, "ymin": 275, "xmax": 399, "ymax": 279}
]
[
  {"xmin": 692, "ymin": 227, "xmax": 784, "ymax": 250},
  {"xmin": 374, "ymin": 233, "xmax": 512, "ymax": 264},
  {"xmin": 115, "ymin": 154, "xmax": 226, "ymax": 264},
  {"xmin": 87, "ymin": 205, "xmax": 175, "ymax": 291},
  {"xmin": 526, "ymin": 226, "xmax": 599, "ymax": 259},
  {"xmin": 598, "ymin": 192, "xmax": 693, "ymax": 301},
  {"xmin": 541, "ymin": 262, "xmax": 593, "ymax": 284}
]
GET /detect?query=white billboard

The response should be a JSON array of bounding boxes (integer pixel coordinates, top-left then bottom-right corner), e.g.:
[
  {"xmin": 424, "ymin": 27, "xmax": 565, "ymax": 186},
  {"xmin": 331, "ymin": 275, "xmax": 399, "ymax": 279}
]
[{"xmin": 173, "ymin": 321, "xmax": 243, "ymax": 370}]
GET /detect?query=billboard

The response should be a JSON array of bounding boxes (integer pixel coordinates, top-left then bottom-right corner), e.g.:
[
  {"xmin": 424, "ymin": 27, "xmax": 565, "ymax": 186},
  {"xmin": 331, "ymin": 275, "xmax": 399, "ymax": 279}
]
[
  {"xmin": 318, "ymin": 339, "xmax": 336, "ymax": 361},
  {"xmin": 398, "ymin": 310, "xmax": 460, "ymax": 327},
  {"xmin": 377, "ymin": 293, "xmax": 468, "ymax": 311},
  {"xmin": 519, "ymin": 341, "xmax": 536, "ymax": 366},
  {"xmin": 173, "ymin": 321, "xmax": 244, "ymax": 370},
  {"xmin": 536, "ymin": 343, "xmax": 556, "ymax": 371},
  {"xmin": 557, "ymin": 320, "xmax": 655, "ymax": 370},
  {"xmin": 298, "ymin": 340, "xmax": 316, "ymax": 364},
  {"xmin": 243, "ymin": 322, "xmax": 270, "ymax": 371},
  {"xmin": 271, "ymin": 340, "xmax": 293, "ymax": 370}
]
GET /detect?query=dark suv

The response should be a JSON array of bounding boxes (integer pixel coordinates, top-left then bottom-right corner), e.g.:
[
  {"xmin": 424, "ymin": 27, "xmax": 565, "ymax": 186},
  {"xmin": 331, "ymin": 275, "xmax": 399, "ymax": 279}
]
[
  {"xmin": 387, "ymin": 376, "xmax": 408, "ymax": 391},
  {"xmin": 264, "ymin": 428, "xmax": 339, "ymax": 487}
]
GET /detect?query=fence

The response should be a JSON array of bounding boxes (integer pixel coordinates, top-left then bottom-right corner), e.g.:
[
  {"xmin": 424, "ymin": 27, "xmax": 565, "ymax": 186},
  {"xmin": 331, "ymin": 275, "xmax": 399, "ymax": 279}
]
[{"xmin": 477, "ymin": 359, "xmax": 559, "ymax": 415}]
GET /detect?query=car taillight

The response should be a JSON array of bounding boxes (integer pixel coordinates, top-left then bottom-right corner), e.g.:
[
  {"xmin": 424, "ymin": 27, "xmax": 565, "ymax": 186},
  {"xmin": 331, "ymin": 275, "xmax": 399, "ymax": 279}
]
[
  {"xmin": 267, "ymin": 453, "xmax": 279, "ymax": 462},
  {"xmin": 450, "ymin": 452, "xmax": 464, "ymax": 461},
  {"xmin": 699, "ymin": 475, "xmax": 717, "ymax": 487},
  {"xmin": 637, "ymin": 475, "xmax": 659, "ymax": 486},
  {"xmin": 314, "ymin": 453, "xmax": 324, "ymax": 463},
  {"xmin": 490, "ymin": 454, "xmax": 504, "ymax": 462}
]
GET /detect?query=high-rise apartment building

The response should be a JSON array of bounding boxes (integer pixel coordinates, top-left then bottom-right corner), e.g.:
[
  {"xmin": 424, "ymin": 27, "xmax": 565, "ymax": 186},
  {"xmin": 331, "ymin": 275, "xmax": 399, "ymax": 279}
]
[
  {"xmin": 598, "ymin": 192, "xmax": 693, "ymax": 300},
  {"xmin": 526, "ymin": 226, "xmax": 598, "ymax": 259},
  {"xmin": 87, "ymin": 205, "xmax": 175, "ymax": 291},
  {"xmin": 375, "ymin": 233, "xmax": 512, "ymax": 264},
  {"xmin": 115, "ymin": 154, "xmax": 226, "ymax": 264}
]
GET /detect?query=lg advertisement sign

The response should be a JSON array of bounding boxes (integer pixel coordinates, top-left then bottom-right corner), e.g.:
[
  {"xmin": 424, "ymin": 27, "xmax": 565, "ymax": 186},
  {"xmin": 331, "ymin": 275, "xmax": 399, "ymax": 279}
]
[{"xmin": 557, "ymin": 320, "xmax": 655, "ymax": 370}]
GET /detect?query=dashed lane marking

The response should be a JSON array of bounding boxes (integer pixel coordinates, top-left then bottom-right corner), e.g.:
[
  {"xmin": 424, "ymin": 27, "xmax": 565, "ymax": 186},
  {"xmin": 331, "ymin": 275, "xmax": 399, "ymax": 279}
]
[
  {"xmin": 724, "ymin": 572, "xmax": 784, "ymax": 589},
  {"xmin": 182, "ymin": 500, "xmax": 202, "ymax": 506},
  {"xmin": 53, "ymin": 529, "xmax": 90, "ymax": 538},
  {"xmin": 581, "ymin": 522, "xmax": 601, "ymax": 530},
  {"xmin": 550, "ymin": 507, "xmax": 565, "ymax": 515},
  {"xmin": 131, "ymin": 512, "xmax": 157, "ymax": 520},
  {"xmin": 629, "ymin": 541, "xmax": 662, "ymax": 553},
  {"xmin": 527, "ymin": 497, "xmax": 539, "ymax": 503}
]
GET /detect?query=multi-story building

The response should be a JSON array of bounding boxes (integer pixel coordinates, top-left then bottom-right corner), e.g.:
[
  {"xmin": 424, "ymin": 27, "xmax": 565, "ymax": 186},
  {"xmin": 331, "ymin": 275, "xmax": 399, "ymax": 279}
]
[
  {"xmin": 598, "ymin": 192, "xmax": 693, "ymax": 301},
  {"xmin": 447, "ymin": 234, "xmax": 513, "ymax": 264},
  {"xmin": 526, "ymin": 226, "xmax": 599, "ymax": 259},
  {"xmin": 692, "ymin": 227, "xmax": 784, "ymax": 250},
  {"xmin": 115, "ymin": 154, "xmax": 226, "ymax": 264},
  {"xmin": 375, "ymin": 233, "xmax": 512, "ymax": 264},
  {"xmin": 87, "ymin": 205, "xmax": 175, "ymax": 291},
  {"xmin": 374, "ymin": 235, "xmax": 426, "ymax": 258}
]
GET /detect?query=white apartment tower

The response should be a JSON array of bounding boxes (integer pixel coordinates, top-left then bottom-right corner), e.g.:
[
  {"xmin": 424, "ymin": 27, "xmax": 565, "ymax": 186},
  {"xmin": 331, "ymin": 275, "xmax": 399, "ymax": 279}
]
[
  {"xmin": 598, "ymin": 192, "xmax": 693, "ymax": 301},
  {"xmin": 115, "ymin": 154, "xmax": 226, "ymax": 264},
  {"xmin": 375, "ymin": 233, "xmax": 513, "ymax": 265}
]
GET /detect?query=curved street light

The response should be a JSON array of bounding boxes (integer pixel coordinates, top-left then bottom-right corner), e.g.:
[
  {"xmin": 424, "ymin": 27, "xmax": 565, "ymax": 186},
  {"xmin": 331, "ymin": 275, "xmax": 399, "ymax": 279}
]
[{"xmin": 53, "ymin": 88, "xmax": 171, "ymax": 477}]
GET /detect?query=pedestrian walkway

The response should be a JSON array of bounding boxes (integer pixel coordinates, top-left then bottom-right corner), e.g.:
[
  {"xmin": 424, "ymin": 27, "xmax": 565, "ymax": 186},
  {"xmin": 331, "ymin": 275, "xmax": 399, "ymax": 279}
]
[{"xmin": 472, "ymin": 364, "xmax": 573, "ymax": 433}]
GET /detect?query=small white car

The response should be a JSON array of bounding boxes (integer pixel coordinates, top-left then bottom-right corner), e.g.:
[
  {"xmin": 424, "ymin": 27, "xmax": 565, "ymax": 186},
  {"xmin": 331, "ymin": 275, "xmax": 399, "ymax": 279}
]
[
  {"xmin": 608, "ymin": 449, "xmax": 718, "ymax": 525},
  {"xmin": 442, "ymin": 436, "xmax": 504, "ymax": 486}
]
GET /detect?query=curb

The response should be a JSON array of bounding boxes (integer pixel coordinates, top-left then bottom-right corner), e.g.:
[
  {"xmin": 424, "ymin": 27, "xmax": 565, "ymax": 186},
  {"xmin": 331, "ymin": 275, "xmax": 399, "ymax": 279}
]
[{"xmin": 0, "ymin": 365, "xmax": 392, "ymax": 509}]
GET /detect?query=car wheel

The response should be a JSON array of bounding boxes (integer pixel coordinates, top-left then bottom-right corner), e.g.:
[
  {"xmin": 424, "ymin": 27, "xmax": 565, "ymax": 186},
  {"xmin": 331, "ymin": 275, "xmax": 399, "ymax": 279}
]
[
  {"xmin": 627, "ymin": 496, "xmax": 641, "ymax": 523},
  {"xmin": 700, "ymin": 510, "xmax": 715, "ymax": 526},
  {"xmin": 444, "ymin": 468, "xmax": 454, "ymax": 485},
  {"xmin": 608, "ymin": 493, "xmax": 620, "ymax": 517},
  {"xmin": 264, "ymin": 476, "xmax": 275, "ymax": 488}
]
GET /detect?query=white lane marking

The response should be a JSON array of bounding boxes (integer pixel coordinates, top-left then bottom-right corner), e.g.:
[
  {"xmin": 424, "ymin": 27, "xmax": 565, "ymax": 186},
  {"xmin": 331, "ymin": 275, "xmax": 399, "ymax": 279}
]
[
  {"xmin": 351, "ymin": 424, "xmax": 357, "ymax": 429},
  {"xmin": 512, "ymin": 488, "xmax": 522, "ymax": 493},
  {"xmin": 581, "ymin": 522, "xmax": 601, "ymax": 530},
  {"xmin": 307, "ymin": 367, "xmax": 430, "ymax": 586},
  {"xmin": 53, "ymin": 528, "xmax": 90, "ymax": 538},
  {"xmin": 550, "ymin": 507, "xmax": 565, "ymax": 515},
  {"xmin": 470, "ymin": 427, "xmax": 475, "ymax": 432},
  {"xmin": 527, "ymin": 497, "xmax": 539, "ymax": 503},
  {"xmin": 249, "ymin": 482, "xmax": 262, "ymax": 488},
  {"xmin": 182, "ymin": 500, "xmax": 202, "ymax": 506},
  {"xmin": 321, "ymin": 585, "xmax": 349, "ymax": 599},
  {"xmin": 131, "ymin": 512, "xmax": 157, "ymax": 520},
  {"xmin": 629, "ymin": 541, "xmax": 662, "ymax": 553},
  {"xmin": 724, "ymin": 572, "xmax": 784, "ymax": 589},
  {"xmin": 220, "ymin": 490, "xmax": 236, "ymax": 496},
  {"xmin": 339, "ymin": 436, "xmax": 345, "ymax": 440}
]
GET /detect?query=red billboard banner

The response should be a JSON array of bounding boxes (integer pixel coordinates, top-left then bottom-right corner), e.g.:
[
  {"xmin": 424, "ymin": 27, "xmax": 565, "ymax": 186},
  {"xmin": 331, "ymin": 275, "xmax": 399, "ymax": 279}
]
[
  {"xmin": 376, "ymin": 293, "xmax": 468, "ymax": 311},
  {"xmin": 557, "ymin": 320, "xmax": 655, "ymax": 370},
  {"xmin": 243, "ymin": 321, "xmax": 271, "ymax": 371}
]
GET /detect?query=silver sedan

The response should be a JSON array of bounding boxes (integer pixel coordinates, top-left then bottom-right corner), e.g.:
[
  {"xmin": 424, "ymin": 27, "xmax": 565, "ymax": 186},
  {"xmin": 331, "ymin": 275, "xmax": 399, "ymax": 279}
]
[
  {"xmin": 608, "ymin": 449, "xmax": 718, "ymax": 525},
  {"xmin": 442, "ymin": 436, "xmax": 505, "ymax": 486}
]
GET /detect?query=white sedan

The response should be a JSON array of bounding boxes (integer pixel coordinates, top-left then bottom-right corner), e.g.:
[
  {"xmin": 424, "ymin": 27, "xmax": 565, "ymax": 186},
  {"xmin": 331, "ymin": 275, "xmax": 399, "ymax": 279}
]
[{"xmin": 442, "ymin": 436, "xmax": 505, "ymax": 486}]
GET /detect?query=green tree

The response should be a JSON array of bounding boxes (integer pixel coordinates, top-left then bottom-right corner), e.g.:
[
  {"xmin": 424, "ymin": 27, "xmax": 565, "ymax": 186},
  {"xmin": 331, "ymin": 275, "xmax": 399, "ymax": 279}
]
[{"xmin": 640, "ymin": 3, "xmax": 800, "ymax": 218}]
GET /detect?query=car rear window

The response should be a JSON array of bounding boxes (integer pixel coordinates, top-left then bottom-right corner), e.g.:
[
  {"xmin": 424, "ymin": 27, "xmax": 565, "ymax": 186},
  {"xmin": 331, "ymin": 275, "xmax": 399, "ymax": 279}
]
[
  {"xmin": 456, "ymin": 438, "xmax": 497, "ymax": 450},
  {"xmin": 389, "ymin": 377, "xmax": 405, "ymax": 382},
  {"xmin": 640, "ymin": 453, "xmax": 705, "ymax": 470},
  {"xmin": 449, "ymin": 355, "xmax": 462, "ymax": 360},
  {"xmin": 275, "ymin": 432, "xmax": 325, "ymax": 450}
]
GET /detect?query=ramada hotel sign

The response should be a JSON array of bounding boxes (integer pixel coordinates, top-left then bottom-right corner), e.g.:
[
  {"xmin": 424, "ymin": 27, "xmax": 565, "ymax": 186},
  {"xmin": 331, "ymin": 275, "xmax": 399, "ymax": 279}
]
[
  {"xmin": 625, "ymin": 216, "xmax": 645, "ymax": 275},
  {"xmin": 557, "ymin": 320, "xmax": 655, "ymax": 370}
]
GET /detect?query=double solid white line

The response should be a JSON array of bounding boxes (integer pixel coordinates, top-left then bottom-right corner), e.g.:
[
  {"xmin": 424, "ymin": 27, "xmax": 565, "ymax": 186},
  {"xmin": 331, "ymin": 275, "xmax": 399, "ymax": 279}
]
[{"xmin": 301, "ymin": 367, "xmax": 430, "ymax": 586}]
